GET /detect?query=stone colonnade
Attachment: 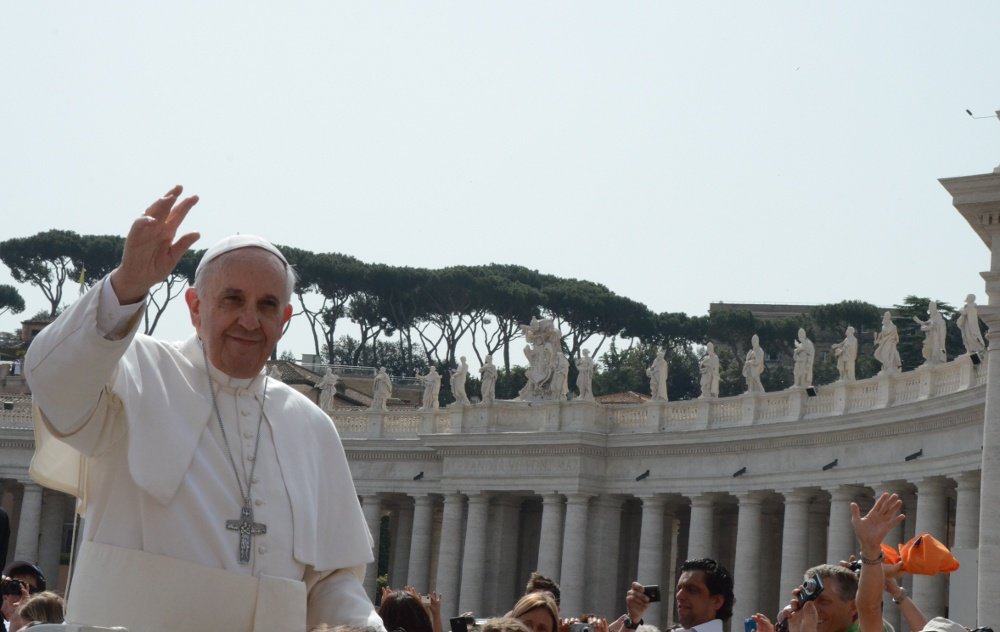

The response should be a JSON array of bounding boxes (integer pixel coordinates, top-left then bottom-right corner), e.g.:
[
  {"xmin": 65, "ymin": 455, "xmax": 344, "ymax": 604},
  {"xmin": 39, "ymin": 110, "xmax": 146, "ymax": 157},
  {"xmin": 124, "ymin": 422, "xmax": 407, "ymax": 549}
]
[
  {"xmin": 356, "ymin": 470, "xmax": 980, "ymax": 628},
  {"xmin": 0, "ymin": 479, "xmax": 76, "ymax": 587}
]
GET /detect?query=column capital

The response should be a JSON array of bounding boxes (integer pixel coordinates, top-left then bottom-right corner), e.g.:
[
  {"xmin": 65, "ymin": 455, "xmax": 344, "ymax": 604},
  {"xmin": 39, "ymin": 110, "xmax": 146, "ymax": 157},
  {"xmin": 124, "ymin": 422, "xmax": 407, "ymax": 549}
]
[
  {"xmin": 953, "ymin": 470, "xmax": 981, "ymax": 490},
  {"xmin": 464, "ymin": 492, "xmax": 492, "ymax": 506},
  {"xmin": 777, "ymin": 488, "xmax": 817, "ymax": 504},
  {"xmin": 913, "ymin": 476, "xmax": 952, "ymax": 494},
  {"xmin": 637, "ymin": 493, "xmax": 665, "ymax": 509},
  {"xmin": 824, "ymin": 484, "xmax": 866, "ymax": 501},
  {"xmin": 591, "ymin": 493, "xmax": 627, "ymax": 510},
  {"xmin": 735, "ymin": 490, "xmax": 769, "ymax": 506},
  {"xmin": 564, "ymin": 492, "xmax": 593, "ymax": 505},
  {"xmin": 689, "ymin": 492, "xmax": 720, "ymax": 507},
  {"xmin": 411, "ymin": 493, "xmax": 435, "ymax": 507}
]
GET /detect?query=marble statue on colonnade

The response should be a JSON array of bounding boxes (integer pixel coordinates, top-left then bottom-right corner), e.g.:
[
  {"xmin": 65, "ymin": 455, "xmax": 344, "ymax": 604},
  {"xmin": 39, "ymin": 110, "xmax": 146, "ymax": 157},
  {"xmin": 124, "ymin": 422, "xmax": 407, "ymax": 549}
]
[
  {"xmin": 317, "ymin": 368, "xmax": 340, "ymax": 411},
  {"xmin": 874, "ymin": 311, "xmax": 902, "ymax": 376},
  {"xmin": 647, "ymin": 348, "xmax": 669, "ymax": 401},
  {"xmin": 914, "ymin": 301, "xmax": 947, "ymax": 366},
  {"xmin": 517, "ymin": 317, "xmax": 566, "ymax": 401},
  {"xmin": 832, "ymin": 326, "xmax": 858, "ymax": 382},
  {"xmin": 792, "ymin": 328, "xmax": 815, "ymax": 388},
  {"xmin": 479, "ymin": 354, "xmax": 497, "ymax": 404},
  {"xmin": 371, "ymin": 367, "xmax": 392, "ymax": 411},
  {"xmin": 743, "ymin": 334, "xmax": 766, "ymax": 393},
  {"xmin": 699, "ymin": 342, "xmax": 720, "ymax": 398},
  {"xmin": 450, "ymin": 357, "xmax": 471, "ymax": 406},
  {"xmin": 417, "ymin": 366, "xmax": 442, "ymax": 410},
  {"xmin": 957, "ymin": 293, "xmax": 986, "ymax": 354},
  {"xmin": 553, "ymin": 352, "xmax": 570, "ymax": 400},
  {"xmin": 268, "ymin": 364, "xmax": 283, "ymax": 381},
  {"xmin": 575, "ymin": 349, "xmax": 595, "ymax": 401}
]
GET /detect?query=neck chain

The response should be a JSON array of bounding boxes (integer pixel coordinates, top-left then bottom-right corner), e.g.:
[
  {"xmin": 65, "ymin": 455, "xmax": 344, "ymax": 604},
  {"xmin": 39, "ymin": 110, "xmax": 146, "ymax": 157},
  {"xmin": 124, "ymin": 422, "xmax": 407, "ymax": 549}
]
[{"xmin": 202, "ymin": 343, "xmax": 269, "ymax": 564}]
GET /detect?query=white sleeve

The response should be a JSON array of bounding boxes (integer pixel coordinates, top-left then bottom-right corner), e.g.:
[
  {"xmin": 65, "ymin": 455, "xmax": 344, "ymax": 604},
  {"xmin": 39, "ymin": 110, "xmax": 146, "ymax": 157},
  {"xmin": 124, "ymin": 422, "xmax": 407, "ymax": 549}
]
[
  {"xmin": 306, "ymin": 565, "xmax": 386, "ymax": 632},
  {"xmin": 97, "ymin": 276, "xmax": 145, "ymax": 340}
]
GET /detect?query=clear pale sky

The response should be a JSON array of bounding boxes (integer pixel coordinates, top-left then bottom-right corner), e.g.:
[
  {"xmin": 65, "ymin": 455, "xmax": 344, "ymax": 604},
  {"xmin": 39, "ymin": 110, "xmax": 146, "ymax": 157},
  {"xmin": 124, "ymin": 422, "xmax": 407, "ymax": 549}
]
[{"xmin": 2, "ymin": 2, "xmax": 999, "ymax": 360}]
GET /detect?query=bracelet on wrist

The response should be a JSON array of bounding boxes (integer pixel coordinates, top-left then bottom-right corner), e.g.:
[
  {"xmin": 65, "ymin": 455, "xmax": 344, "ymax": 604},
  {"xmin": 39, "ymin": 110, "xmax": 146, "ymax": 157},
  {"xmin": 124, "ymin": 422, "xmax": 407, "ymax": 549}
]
[{"xmin": 860, "ymin": 551, "xmax": 884, "ymax": 565}]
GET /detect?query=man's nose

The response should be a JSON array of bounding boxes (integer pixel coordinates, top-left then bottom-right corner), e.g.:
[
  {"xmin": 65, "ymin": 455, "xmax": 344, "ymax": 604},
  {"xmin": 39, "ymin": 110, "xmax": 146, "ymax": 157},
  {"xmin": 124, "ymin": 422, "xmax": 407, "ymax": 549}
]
[{"xmin": 237, "ymin": 306, "xmax": 261, "ymax": 329}]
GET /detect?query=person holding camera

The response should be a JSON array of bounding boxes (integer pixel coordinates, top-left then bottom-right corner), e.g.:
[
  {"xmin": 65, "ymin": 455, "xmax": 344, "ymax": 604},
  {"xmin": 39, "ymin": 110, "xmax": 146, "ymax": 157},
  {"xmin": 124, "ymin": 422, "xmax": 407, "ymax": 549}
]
[
  {"xmin": 626, "ymin": 558, "xmax": 735, "ymax": 632},
  {"xmin": 752, "ymin": 563, "xmax": 857, "ymax": 632}
]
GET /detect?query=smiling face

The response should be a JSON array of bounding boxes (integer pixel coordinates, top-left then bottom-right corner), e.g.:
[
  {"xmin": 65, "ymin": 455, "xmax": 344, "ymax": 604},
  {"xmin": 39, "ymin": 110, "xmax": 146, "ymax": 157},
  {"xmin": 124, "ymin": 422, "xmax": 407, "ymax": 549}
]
[
  {"xmin": 185, "ymin": 248, "xmax": 293, "ymax": 379},
  {"xmin": 811, "ymin": 576, "xmax": 856, "ymax": 632},
  {"xmin": 675, "ymin": 570, "xmax": 724, "ymax": 629}
]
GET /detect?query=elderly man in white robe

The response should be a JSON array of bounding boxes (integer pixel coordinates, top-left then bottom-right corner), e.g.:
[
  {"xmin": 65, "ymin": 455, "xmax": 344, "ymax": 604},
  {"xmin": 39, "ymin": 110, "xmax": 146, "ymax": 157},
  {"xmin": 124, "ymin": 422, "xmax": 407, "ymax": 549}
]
[{"xmin": 25, "ymin": 186, "xmax": 383, "ymax": 632}]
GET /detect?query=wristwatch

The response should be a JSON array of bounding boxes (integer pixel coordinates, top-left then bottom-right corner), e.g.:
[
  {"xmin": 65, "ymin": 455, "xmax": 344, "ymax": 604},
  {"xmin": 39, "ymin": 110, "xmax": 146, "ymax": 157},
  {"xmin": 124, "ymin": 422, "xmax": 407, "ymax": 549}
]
[{"xmin": 625, "ymin": 617, "xmax": 644, "ymax": 629}]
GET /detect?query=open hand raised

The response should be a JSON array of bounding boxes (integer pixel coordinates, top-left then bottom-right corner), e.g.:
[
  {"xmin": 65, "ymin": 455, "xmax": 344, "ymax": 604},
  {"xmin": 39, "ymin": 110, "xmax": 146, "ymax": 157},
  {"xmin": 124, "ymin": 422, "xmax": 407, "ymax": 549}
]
[{"xmin": 110, "ymin": 185, "xmax": 200, "ymax": 304}]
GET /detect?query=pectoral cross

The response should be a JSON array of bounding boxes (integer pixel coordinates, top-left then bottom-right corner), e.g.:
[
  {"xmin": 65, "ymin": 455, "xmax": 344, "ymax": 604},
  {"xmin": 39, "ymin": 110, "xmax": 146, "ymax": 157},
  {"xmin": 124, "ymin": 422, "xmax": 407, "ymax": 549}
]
[{"xmin": 226, "ymin": 504, "xmax": 267, "ymax": 564}]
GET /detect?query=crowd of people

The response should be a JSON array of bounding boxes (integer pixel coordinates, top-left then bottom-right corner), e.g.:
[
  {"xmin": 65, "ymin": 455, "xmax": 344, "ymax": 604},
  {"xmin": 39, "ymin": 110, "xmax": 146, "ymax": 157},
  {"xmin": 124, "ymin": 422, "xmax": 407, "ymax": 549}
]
[
  {"xmin": 0, "ymin": 561, "xmax": 63, "ymax": 631},
  {"xmin": 341, "ymin": 495, "xmax": 976, "ymax": 632}
]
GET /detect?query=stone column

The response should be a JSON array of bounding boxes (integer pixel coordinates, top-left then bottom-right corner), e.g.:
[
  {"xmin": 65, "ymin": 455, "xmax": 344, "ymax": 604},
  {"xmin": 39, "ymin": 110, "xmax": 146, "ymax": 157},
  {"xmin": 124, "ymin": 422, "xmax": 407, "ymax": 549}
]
[
  {"xmin": 636, "ymin": 495, "xmax": 665, "ymax": 627},
  {"xmin": 807, "ymin": 500, "xmax": 828, "ymax": 568},
  {"xmin": 912, "ymin": 478, "xmax": 949, "ymax": 618},
  {"xmin": 393, "ymin": 502, "xmax": 414, "ymax": 587},
  {"xmin": 778, "ymin": 489, "xmax": 813, "ymax": 613},
  {"xmin": 873, "ymin": 483, "xmax": 906, "ymax": 632},
  {"xmin": 687, "ymin": 494, "xmax": 715, "ymax": 559},
  {"xmin": 980, "ymin": 303, "xmax": 1000, "ymax": 625},
  {"xmin": 664, "ymin": 509, "xmax": 680, "ymax": 624},
  {"xmin": 37, "ymin": 490, "xmax": 65, "ymax": 591},
  {"xmin": 940, "ymin": 171, "xmax": 1000, "ymax": 625},
  {"xmin": 588, "ymin": 495, "xmax": 625, "ymax": 620},
  {"xmin": 559, "ymin": 493, "xmax": 591, "ymax": 616},
  {"xmin": 361, "ymin": 494, "xmax": 382, "ymax": 599},
  {"xmin": 435, "ymin": 493, "xmax": 466, "ymax": 618},
  {"xmin": 826, "ymin": 486, "xmax": 862, "ymax": 562},
  {"xmin": 734, "ymin": 491, "xmax": 766, "ymax": 621},
  {"xmin": 459, "ymin": 493, "xmax": 491, "ymax": 615},
  {"xmin": 537, "ymin": 493, "xmax": 565, "ymax": 581},
  {"xmin": 491, "ymin": 496, "xmax": 524, "ymax": 615},
  {"xmin": 407, "ymin": 494, "xmax": 435, "ymax": 591},
  {"xmin": 952, "ymin": 472, "xmax": 981, "ymax": 627},
  {"xmin": 13, "ymin": 482, "xmax": 43, "ymax": 563},
  {"xmin": 955, "ymin": 471, "xmax": 981, "ymax": 550}
]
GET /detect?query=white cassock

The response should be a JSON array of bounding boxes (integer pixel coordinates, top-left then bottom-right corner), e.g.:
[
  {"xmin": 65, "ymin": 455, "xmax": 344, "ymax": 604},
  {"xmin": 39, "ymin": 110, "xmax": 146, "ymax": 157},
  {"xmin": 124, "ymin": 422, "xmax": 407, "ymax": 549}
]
[{"xmin": 25, "ymin": 278, "xmax": 383, "ymax": 632}]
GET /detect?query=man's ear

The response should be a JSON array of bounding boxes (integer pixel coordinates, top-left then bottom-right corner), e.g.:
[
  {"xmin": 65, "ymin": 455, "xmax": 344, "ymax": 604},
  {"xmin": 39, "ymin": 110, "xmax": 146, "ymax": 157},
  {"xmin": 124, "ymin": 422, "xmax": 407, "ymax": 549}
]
[
  {"xmin": 282, "ymin": 303, "xmax": 293, "ymax": 326},
  {"xmin": 185, "ymin": 287, "xmax": 201, "ymax": 328},
  {"xmin": 712, "ymin": 593, "xmax": 725, "ymax": 615}
]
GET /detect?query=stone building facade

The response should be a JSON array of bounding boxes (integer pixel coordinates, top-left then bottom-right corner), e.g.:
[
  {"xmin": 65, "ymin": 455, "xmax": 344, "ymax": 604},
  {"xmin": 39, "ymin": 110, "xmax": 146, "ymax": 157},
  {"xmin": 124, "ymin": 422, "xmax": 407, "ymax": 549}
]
[{"xmin": 337, "ymin": 356, "xmax": 984, "ymax": 627}]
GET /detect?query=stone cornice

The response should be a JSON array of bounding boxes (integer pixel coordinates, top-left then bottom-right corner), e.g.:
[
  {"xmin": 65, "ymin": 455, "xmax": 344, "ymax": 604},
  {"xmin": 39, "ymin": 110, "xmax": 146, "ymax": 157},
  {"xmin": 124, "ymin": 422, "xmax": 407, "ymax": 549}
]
[{"xmin": 607, "ymin": 406, "xmax": 981, "ymax": 457}]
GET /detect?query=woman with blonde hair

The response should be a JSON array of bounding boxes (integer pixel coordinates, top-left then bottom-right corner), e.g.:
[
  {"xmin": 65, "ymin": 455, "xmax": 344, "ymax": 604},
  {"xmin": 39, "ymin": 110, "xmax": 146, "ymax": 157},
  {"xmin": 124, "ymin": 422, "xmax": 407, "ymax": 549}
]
[
  {"xmin": 10, "ymin": 590, "xmax": 64, "ymax": 630},
  {"xmin": 510, "ymin": 592, "xmax": 559, "ymax": 632}
]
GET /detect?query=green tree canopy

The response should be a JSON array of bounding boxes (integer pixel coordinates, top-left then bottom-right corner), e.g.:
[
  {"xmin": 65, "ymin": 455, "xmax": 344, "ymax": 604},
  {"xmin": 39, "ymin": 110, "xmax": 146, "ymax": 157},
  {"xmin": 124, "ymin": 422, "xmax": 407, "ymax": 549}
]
[{"xmin": 0, "ymin": 285, "xmax": 25, "ymax": 317}]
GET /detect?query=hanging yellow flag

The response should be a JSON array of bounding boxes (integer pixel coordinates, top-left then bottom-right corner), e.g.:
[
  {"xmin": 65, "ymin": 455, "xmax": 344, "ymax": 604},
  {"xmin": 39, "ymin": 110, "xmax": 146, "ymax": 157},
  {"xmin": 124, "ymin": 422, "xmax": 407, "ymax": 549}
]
[{"xmin": 78, "ymin": 267, "xmax": 86, "ymax": 296}]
